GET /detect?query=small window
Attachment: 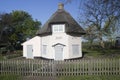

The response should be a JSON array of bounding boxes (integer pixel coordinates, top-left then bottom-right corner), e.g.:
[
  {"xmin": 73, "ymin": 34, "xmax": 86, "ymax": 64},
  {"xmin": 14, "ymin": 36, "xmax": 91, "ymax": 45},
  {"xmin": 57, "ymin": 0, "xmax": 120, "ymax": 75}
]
[
  {"xmin": 42, "ymin": 45, "xmax": 47, "ymax": 55},
  {"xmin": 72, "ymin": 45, "xmax": 79, "ymax": 55},
  {"xmin": 52, "ymin": 24, "xmax": 65, "ymax": 33}
]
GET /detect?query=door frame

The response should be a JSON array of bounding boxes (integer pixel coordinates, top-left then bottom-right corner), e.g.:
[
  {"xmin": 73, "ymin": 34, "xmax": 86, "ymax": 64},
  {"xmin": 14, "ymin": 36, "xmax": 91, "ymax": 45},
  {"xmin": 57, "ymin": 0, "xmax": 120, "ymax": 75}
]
[{"xmin": 53, "ymin": 43, "xmax": 65, "ymax": 60}]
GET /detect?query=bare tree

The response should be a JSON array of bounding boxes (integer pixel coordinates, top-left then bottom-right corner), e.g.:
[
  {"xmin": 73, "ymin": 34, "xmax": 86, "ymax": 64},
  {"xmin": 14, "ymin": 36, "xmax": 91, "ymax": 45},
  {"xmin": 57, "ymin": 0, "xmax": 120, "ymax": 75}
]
[
  {"xmin": 84, "ymin": 24, "xmax": 97, "ymax": 48},
  {"xmin": 79, "ymin": 0, "xmax": 120, "ymax": 48}
]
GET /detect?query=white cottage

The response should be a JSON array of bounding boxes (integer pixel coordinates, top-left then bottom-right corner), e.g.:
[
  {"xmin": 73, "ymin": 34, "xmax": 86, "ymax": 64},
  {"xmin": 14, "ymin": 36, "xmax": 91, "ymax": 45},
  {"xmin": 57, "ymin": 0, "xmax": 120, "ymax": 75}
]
[{"xmin": 22, "ymin": 3, "xmax": 85, "ymax": 60}]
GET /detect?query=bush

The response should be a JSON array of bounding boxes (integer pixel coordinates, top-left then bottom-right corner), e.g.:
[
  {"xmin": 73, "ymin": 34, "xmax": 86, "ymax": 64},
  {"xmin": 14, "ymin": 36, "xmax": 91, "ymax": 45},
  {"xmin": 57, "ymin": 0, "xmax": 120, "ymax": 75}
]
[
  {"xmin": 0, "ymin": 47, "xmax": 8, "ymax": 55},
  {"xmin": 4, "ymin": 50, "xmax": 22, "ymax": 59}
]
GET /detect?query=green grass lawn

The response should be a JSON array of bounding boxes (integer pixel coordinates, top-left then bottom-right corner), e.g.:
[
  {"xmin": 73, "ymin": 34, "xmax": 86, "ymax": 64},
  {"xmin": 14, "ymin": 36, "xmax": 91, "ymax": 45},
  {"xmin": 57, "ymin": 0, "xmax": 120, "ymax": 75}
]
[
  {"xmin": 83, "ymin": 48, "xmax": 120, "ymax": 58},
  {"xmin": 0, "ymin": 74, "xmax": 21, "ymax": 80},
  {"xmin": 58, "ymin": 75, "xmax": 120, "ymax": 80},
  {"xmin": 0, "ymin": 54, "xmax": 5, "ymax": 60},
  {"xmin": 1, "ymin": 75, "xmax": 120, "ymax": 80}
]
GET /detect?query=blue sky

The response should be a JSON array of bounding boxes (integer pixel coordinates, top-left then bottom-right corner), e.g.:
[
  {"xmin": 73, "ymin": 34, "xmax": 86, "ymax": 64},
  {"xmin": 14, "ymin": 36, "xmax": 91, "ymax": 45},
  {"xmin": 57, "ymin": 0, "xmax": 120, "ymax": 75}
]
[{"xmin": 0, "ymin": 0, "xmax": 82, "ymax": 25}]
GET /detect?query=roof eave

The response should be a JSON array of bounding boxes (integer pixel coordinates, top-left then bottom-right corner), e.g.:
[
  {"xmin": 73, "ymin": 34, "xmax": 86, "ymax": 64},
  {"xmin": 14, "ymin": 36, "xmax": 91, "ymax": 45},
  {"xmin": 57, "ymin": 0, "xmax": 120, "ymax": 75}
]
[
  {"xmin": 37, "ymin": 32, "xmax": 52, "ymax": 37},
  {"xmin": 66, "ymin": 32, "xmax": 86, "ymax": 37}
]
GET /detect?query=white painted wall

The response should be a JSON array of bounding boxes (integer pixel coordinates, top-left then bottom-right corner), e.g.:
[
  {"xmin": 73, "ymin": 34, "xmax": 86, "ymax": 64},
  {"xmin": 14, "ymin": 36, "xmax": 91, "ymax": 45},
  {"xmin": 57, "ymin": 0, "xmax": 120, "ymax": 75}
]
[
  {"xmin": 41, "ymin": 33, "xmax": 69, "ymax": 60},
  {"xmin": 44, "ymin": 33, "xmax": 82, "ymax": 60},
  {"xmin": 22, "ymin": 34, "xmax": 82, "ymax": 60},
  {"xmin": 51, "ymin": 33, "xmax": 69, "ymax": 60},
  {"xmin": 68, "ymin": 35, "xmax": 82, "ymax": 59},
  {"xmin": 22, "ymin": 36, "xmax": 41, "ymax": 58}
]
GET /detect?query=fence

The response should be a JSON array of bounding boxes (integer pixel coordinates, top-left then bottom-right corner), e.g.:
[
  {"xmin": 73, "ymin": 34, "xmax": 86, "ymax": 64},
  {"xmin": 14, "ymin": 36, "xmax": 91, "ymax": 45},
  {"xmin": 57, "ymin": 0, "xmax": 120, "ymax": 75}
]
[{"xmin": 0, "ymin": 58, "xmax": 120, "ymax": 77}]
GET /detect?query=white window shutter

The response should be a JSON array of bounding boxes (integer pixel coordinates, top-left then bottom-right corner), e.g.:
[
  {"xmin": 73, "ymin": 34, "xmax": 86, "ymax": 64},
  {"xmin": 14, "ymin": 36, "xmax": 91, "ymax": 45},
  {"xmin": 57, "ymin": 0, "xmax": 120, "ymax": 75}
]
[{"xmin": 72, "ymin": 45, "xmax": 79, "ymax": 55}]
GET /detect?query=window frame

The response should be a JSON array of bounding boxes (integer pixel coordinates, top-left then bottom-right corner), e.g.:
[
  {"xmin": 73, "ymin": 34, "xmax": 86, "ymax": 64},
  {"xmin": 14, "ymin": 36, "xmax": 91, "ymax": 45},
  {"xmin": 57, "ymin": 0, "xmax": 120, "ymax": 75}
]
[{"xmin": 52, "ymin": 24, "xmax": 65, "ymax": 33}]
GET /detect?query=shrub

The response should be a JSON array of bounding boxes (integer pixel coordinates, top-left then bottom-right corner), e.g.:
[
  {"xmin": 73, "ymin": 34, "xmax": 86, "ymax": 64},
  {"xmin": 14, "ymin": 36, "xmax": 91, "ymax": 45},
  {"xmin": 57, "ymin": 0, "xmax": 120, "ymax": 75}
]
[{"xmin": 4, "ymin": 51, "xmax": 22, "ymax": 59}]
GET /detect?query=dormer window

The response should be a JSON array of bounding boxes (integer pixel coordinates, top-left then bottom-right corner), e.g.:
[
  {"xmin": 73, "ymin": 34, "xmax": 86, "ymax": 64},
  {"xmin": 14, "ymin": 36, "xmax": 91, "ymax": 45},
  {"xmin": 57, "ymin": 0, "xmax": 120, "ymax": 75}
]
[{"xmin": 52, "ymin": 24, "xmax": 65, "ymax": 33}]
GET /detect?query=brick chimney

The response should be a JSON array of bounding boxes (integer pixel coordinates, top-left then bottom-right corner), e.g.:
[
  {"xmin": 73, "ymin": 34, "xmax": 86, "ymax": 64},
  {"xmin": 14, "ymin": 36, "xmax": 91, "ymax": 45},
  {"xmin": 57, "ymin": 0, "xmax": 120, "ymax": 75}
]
[{"xmin": 58, "ymin": 3, "xmax": 64, "ymax": 9}]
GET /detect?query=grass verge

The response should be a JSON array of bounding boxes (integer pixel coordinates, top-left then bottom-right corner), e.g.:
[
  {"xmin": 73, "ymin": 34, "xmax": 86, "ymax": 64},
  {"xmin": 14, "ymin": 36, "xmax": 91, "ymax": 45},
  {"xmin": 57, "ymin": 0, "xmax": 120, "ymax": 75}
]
[
  {"xmin": 0, "ymin": 74, "xmax": 21, "ymax": 80},
  {"xmin": 58, "ymin": 75, "xmax": 120, "ymax": 80}
]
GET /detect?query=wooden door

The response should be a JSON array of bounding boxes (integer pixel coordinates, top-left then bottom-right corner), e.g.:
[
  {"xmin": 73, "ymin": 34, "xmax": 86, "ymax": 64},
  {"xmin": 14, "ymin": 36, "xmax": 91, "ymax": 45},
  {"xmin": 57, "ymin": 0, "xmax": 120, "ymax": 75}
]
[
  {"xmin": 27, "ymin": 45, "xmax": 33, "ymax": 59},
  {"xmin": 54, "ymin": 45, "xmax": 63, "ymax": 60}
]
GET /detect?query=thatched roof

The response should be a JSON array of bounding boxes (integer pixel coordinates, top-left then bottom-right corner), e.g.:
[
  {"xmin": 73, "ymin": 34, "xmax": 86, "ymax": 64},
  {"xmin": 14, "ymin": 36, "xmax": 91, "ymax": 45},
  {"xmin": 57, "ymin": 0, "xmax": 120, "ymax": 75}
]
[{"xmin": 37, "ymin": 3, "xmax": 85, "ymax": 36}]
